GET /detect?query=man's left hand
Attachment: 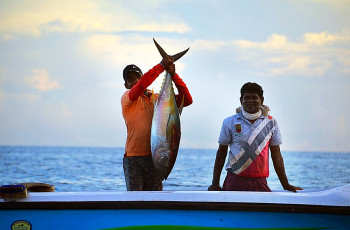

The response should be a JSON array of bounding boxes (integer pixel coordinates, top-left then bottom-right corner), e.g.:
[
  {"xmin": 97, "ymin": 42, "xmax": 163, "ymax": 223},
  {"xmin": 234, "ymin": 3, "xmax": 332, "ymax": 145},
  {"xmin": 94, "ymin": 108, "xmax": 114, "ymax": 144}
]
[
  {"xmin": 283, "ymin": 184, "xmax": 303, "ymax": 192},
  {"xmin": 167, "ymin": 64, "xmax": 176, "ymax": 77}
]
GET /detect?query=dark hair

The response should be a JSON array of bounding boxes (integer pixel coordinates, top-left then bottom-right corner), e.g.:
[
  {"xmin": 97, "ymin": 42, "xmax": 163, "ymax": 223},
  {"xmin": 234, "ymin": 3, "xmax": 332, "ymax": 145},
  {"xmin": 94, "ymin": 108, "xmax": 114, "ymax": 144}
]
[{"xmin": 240, "ymin": 82, "xmax": 264, "ymax": 99}]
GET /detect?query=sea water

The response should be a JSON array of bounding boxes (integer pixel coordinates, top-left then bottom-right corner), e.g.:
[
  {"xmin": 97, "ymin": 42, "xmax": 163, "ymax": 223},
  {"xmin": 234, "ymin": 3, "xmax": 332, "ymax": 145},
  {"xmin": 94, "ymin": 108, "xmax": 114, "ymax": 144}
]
[{"xmin": 0, "ymin": 146, "xmax": 349, "ymax": 192}]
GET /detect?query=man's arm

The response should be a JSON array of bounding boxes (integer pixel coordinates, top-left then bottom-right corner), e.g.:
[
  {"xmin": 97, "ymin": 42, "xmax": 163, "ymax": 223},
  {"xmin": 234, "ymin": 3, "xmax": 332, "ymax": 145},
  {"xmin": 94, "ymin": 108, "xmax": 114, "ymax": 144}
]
[
  {"xmin": 167, "ymin": 64, "xmax": 193, "ymax": 107},
  {"xmin": 128, "ymin": 64, "xmax": 164, "ymax": 101},
  {"xmin": 208, "ymin": 144, "xmax": 228, "ymax": 191},
  {"xmin": 270, "ymin": 145, "xmax": 302, "ymax": 192},
  {"xmin": 129, "ymin": 56, "xmax": 174, "ymax": 101},
  {"xmin": 173, "ymin": 74, "xmax": 192, "ymax": 107}
]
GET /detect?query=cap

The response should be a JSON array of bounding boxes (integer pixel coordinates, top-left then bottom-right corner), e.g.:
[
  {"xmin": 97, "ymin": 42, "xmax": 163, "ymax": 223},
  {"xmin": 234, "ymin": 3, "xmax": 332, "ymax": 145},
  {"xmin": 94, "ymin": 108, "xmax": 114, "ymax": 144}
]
[{"xmin": 123, "ymin": 64, "xmax": 143, "ymax": 82}]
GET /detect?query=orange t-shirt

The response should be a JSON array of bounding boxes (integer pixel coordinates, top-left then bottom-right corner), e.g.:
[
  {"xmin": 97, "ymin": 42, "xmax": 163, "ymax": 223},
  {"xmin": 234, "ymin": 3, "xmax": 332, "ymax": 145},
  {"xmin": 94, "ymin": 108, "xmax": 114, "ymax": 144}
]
[{"xmin": 121, "ymin": 90, "xmax": 159, "ymax": 157}]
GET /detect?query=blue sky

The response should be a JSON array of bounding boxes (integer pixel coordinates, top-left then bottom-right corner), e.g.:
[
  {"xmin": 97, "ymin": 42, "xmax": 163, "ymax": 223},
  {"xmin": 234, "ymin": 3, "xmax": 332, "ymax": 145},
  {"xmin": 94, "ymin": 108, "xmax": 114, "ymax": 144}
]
[{"xmin": 1, "ymin": 0, "xmax": 349, "ymax": 152}]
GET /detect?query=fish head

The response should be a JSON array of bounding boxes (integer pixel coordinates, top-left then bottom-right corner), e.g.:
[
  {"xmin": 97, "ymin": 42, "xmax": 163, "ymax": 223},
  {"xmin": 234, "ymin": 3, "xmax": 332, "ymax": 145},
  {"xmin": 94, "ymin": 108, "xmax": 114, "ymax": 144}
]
[{"xmin": 152, "ymin": 146, "xmax": 171, "ymax": 180}]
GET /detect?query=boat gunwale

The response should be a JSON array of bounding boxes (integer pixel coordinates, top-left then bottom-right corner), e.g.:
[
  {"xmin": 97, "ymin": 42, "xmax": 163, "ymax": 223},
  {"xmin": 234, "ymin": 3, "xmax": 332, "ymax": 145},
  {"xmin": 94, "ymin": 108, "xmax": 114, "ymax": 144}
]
[{"xmin": 1, "ymin": 200, "xmax": 350, "ymax": 215}]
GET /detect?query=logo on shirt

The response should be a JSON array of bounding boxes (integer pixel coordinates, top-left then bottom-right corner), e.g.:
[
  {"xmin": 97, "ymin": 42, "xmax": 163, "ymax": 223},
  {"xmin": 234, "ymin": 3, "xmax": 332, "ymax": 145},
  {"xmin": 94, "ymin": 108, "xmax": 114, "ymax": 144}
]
[{"xmin": 235, "ymin": 124, "xmax": 242, "ymax": 133}]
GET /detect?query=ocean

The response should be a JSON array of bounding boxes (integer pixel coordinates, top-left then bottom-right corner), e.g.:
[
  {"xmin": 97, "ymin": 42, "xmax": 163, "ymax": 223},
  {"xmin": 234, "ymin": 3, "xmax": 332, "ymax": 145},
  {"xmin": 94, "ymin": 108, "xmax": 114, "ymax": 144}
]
[{"xmin": 1, "ymin": 146, "xmax": 349, "ymax": 192}]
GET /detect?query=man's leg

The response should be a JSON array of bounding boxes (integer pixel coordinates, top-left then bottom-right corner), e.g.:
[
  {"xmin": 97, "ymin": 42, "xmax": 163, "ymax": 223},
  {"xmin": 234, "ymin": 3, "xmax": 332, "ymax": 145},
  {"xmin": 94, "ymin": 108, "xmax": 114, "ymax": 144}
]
[
  {"xmin": 143, "ymin": 156, "xmax": 163, "ymax": 191},
  {"xmin": 123, "ymin": 157, "xmax": 144, "ymax": 191}
]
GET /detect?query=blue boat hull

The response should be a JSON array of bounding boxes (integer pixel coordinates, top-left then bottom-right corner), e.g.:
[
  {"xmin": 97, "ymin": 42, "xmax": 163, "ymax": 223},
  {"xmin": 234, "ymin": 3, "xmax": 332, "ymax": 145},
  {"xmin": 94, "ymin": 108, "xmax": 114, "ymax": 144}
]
[
  {"xmin": 1, "ymin": 209, "xmax": 349, "ymax": 230},
  {"xmin": 1, "ymin": 185, "xmax": 350, "ymax": 230}
]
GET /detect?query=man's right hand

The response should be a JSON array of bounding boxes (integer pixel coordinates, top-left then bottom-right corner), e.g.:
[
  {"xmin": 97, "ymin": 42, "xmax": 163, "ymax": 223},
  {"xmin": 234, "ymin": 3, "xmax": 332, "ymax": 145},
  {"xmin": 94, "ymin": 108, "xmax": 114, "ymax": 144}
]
[
  {"xmin": 208, "ymin": 184, "xmax": 222, "ymax": 191},
  {"xmin": 161, "ymin": 56, "xmax": 174, "ymax": 69}
]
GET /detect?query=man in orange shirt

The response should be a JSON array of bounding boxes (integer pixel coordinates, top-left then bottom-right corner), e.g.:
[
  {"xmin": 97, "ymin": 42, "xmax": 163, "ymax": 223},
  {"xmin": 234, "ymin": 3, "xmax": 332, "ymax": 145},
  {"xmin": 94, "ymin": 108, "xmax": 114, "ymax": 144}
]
[{"xmin": 121, "ymin": 56, "xmax": 192, "ymax": 191}]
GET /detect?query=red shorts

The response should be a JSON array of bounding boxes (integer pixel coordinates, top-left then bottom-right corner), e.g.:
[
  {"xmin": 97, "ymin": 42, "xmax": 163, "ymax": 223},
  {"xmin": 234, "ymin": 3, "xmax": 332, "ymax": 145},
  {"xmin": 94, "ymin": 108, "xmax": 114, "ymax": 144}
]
[{"xmin": 223, "ymin": 171, "xmax": 271, "ymax": 192}]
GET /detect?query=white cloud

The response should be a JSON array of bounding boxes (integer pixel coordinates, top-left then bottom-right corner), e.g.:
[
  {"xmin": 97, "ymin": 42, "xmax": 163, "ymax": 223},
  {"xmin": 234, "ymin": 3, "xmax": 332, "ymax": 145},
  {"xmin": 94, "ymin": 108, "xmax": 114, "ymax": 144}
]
[
  {"xmin": 236, "ymin": 34, "xmax": 312, "ymax": 53},
  {"xmin": 190, "ymin": 32, "xmax": 349, "ymax": 77},
  {"xmin": 0, "ymin": 0, "xmax": 190, "ymax": 37},
  {"xmin": 80, "ymin": 35, "xmax": 155, "ymax": 70},
  {"xmin": 81, "ymin": 35, "xmax": 188, "ymax": 69},
  {"xmin": 0, "ymin": 0, "xmax": 114, "ymax": 36},
  {"xmin": 304, "ymin": 31, "xmax": 350, "ymax": 46},
  {"xmin": 80, "ymin": 35, "xmax": 189, "ymax": 92},
  {"xmin": 27, "ymin": 69, "xmax": 61, "ymax": 91},
  {"xmin": 78, "ymin": 31, "xmax": 349, "ymax": 82},
  {"xmin": 265, "ymin": 55, "xmax": 333, "ymax": 76}
]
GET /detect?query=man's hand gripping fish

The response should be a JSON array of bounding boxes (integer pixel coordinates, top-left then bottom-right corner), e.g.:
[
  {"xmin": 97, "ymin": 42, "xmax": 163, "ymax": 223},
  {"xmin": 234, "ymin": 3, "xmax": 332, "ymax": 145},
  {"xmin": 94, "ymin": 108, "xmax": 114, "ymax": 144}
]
[{"xmin": 151, "ymin": 38, "xmax": 189, "ymax": 180}]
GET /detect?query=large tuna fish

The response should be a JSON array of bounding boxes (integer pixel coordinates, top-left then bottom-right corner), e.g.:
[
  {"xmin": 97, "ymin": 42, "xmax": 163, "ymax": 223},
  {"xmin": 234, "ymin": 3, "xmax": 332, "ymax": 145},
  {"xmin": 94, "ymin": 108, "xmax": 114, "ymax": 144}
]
[{"xmin": 151, "ymin": 38, "xmax": 189, "ymax": 180}]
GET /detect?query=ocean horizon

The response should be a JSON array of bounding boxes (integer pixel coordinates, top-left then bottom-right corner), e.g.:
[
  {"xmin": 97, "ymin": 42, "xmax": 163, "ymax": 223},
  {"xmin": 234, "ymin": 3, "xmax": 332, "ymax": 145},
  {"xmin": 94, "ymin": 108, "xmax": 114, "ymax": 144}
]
[{"xmin": 1, "ymin": 145, "xmax": 349, "ymax": 192}]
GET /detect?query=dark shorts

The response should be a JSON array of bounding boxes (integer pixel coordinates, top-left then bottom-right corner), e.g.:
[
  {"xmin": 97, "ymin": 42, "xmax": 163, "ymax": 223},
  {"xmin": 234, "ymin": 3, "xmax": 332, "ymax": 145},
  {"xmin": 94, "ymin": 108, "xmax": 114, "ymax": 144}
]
[
  {"xmin": 223, "ymin": 171, "xmax": 271, "ymax": 192},
  {"xmin": 123, "ymin": 156, "xmax": 163, "ymax": 191}
]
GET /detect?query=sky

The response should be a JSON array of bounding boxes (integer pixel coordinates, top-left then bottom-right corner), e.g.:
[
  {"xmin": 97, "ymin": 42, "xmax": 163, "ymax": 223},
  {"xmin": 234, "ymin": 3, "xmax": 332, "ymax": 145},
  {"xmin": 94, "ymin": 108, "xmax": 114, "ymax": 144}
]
[{"xmin": 0, "ymin": 0, "xmax": 350, "ymax": 152}]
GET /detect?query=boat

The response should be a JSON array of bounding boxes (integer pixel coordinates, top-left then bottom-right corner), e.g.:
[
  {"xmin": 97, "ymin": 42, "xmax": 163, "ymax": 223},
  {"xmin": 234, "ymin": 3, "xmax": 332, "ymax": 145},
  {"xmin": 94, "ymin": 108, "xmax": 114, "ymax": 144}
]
[{"xmin": 1, "ymin": 184, "xmax": 349, "ymax": 230}]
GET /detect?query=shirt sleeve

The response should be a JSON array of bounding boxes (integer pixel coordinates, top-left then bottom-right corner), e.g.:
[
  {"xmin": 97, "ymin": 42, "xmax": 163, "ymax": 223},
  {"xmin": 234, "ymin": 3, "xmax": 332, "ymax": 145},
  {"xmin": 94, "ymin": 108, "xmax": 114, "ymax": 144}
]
[
  {"xmin": 218, "ymin": 118, "xmax": 232, "ymax": 145},
  {"xmin": 172, "ymin": 74, "xmax": 193, "ymax": 107},
  {"xmin": 128, "ymin": 64, "xmax": 164, "ymax": 101},
  {"xmin": 269, "ymin": 119, "xmax": 282, "ymax": 146}
]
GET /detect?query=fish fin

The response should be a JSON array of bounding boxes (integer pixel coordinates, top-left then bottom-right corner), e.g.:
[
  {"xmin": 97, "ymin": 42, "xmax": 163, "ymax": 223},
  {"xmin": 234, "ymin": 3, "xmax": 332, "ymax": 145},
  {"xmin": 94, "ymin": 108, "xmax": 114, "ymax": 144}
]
[
  {"xmin": 153, "ymin": 38, "xmax": 190, "ymax": 62},
  {"xmin": 151, "ymin": 88, "xmax": 156, "ymax": 106},
  {"xmin": 178, "ymin": 95, "xmax": 185, "ymax": 115},
  {"xmin": 160, "ymin": 73, "xmax": 166, "ymax": 91}
]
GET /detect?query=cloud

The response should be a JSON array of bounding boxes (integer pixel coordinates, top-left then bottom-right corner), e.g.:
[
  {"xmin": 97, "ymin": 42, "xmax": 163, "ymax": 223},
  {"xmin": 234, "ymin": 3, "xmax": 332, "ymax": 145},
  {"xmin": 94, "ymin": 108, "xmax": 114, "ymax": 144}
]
[
  {"xmin": 303, "ymin": 31, "xmax": 350, "ymax": 46},
  {"xmin": 80, "ymin": 34, "xmax": 189, "ymax": 91},
  {"xmin": 81, "ymin": 35, "xmax": 188, "ymax": 69},
  {"xmin": 27, "ymin": 69, "xmax": 61, "ymax": 91},
  {"xmin": 236, "ymin": 32, "xmax": 348, "ymax": 76},
  {"xmin": 0, "ymin": 34, "xmax": 13, "ymax": 41},
  {"xmin": 191, "ymin": 31, "xmax": 349, "ymax": 77},
  {"xmin": 0, "ymin": 0, "xmax": 114, "ymax": 36},
  {"xmin": 259, "ymin": 54, "xmax": 333, "ymax": 77},
  {"xmin": 79, "ymin": 31, "xmax": 349, "ymax": 80},
  {"xmin": 0, "ymin": 0, "xmax": 190, "ymax": 37},
  {"xmin": 236, "ymin": 34, "xmax": 315, "ymax": 53}
]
